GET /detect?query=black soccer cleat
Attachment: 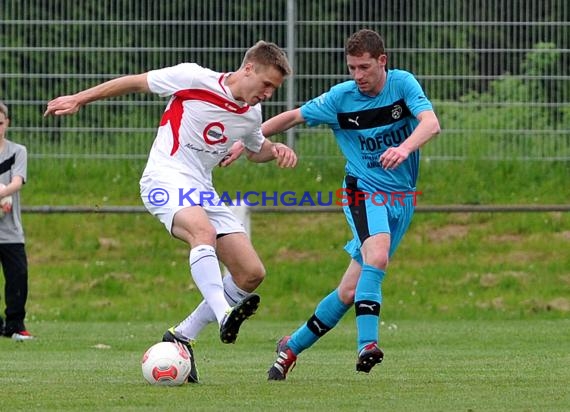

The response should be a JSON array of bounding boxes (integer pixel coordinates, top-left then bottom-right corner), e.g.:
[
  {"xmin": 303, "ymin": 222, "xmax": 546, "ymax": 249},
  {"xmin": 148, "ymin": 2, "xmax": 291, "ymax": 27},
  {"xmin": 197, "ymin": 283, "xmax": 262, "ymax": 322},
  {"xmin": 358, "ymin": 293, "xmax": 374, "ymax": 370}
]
[
  {"xmin": 267, "ymin": 336, "xmax": 297, "ymax": 380},
  {"xmin": 162, "ymin": 328, "xmax": 200, "ymax": 383},
  {"xmin": 219, "ymin": 293, "xmax": 260, "ymax": 344},
  {"xmin": 356, "ymin": 342, "xmax": 384, "ymax": 373}
]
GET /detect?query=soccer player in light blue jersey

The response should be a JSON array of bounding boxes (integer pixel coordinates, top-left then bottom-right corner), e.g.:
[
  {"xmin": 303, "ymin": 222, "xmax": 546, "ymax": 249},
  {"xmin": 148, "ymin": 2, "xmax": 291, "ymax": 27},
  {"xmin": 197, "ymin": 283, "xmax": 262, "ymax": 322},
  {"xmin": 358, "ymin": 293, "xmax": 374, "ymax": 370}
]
[{"xmin": 262, "ymin": 29, "xmax": 441, "ymax": 379}]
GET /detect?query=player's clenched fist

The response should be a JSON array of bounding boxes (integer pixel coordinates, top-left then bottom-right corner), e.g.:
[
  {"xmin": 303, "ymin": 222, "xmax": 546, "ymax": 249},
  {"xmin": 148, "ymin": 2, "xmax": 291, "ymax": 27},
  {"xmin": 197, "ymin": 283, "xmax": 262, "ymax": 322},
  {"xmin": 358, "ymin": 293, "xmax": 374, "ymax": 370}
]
[{"xmin": 271, "ymin": 143, "xmax": 297, "ymax": 168}]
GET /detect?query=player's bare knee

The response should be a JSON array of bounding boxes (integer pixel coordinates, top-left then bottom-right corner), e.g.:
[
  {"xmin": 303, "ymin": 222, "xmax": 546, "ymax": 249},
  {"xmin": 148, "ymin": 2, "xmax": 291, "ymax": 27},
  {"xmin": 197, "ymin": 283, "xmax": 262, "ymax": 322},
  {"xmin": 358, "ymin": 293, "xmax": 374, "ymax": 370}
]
[
  {"xmin": 337, "ymin": 286, "xmax": 355, "ymax": 305},
  {"xmin": 189, "ymin": 231, "xmax": 217, "ymax": 247},
  {"xmin": 364, "ymin": 253, "xmax": 389, "ymax": 270},
  {"xmin": 172, "ymin": 223, "xmax": 217, "ymax": 247},
  {"xmin": 245, "ymin": 264, "xmax": 266, "ymax": 289},
  {"xmin": 231, "ymin": 264, "xmax": 265, "ymax": 292}
]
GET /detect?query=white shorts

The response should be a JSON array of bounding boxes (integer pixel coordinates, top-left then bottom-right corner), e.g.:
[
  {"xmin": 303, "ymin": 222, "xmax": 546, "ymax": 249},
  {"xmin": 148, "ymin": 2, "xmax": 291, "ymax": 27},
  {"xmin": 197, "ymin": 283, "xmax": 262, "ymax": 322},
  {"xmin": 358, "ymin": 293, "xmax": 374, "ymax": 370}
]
[{"xmin": 140, "ymin": 170, "xmax": 246, "ymax": 236}]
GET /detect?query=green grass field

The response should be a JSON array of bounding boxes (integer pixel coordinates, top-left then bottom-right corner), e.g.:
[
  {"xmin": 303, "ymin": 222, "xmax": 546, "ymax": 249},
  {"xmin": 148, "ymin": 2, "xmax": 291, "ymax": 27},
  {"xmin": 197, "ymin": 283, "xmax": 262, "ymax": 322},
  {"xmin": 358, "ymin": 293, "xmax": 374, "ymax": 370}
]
[
  {"xmin": 1, "ymin": 319, "xmax": 568, "ymax": 411},
  {"xmin": 1, "ymin": 156, "xmax": 568, "ymax": 410},
  {"xmin": 22, "ymin": 210, "xmax": 569, "ymax": 322}
]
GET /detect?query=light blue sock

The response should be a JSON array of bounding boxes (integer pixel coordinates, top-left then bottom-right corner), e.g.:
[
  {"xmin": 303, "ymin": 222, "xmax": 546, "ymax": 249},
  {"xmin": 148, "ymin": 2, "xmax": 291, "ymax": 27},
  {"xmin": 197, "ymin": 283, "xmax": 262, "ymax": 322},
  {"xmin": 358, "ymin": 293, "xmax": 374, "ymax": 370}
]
[
  {"xmin": 288, "ymin": 289, "xmax": 350, "ymax": 355},
  {"xmin": 354, "ymin": 264, "xmax": 385, "ymax": 352}
]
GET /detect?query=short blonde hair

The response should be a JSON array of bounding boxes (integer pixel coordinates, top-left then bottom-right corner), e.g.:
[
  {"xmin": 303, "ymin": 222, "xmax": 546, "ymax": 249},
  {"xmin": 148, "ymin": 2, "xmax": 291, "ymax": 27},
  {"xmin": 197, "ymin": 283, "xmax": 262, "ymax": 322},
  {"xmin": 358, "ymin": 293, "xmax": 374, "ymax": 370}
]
[
  {"xmin": 242, "ymin": 40, "xmax": 292, "ymax": 76},
  {"xmin": 0, "ymin": 101, "xmax": 8, "ymax": 118}
]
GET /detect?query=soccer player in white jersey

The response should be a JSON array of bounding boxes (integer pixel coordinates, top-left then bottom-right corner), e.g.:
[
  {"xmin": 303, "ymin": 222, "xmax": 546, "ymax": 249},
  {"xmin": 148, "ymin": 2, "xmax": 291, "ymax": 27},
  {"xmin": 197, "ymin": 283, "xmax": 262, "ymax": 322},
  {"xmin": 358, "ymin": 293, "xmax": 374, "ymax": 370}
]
[
  {"xmin": 260, "ymin": 29, "xmax": 440, "ymax": 380},
  {"xmin": 44, "ymin": 41, "xmax": 296, "ymax": 383}
]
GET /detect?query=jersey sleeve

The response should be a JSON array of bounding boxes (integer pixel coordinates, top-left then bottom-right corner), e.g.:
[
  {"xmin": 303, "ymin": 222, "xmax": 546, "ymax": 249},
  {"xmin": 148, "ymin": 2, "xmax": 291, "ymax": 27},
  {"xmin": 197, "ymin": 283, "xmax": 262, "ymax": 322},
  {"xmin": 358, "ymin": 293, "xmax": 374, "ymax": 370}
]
[
  {"xmin": 400, "ymin": 72, "xmax": 433, "ymax": 117},
  {"xmin": 300, "ymin": 90, "xmax": 339, "ymax": 128},
  {"xmin": 242, "ymin": 128, "xmax": 265, "ymax": 153},
  {"xmin": 241, "ymin": 105, "xmax": 265, "ymax": 153},
  {"xmin": 146, "ymin": 63, "xmax": 201, "ymax": 97},
  {"xmin": 13, "ymin": 145, "xmax": 27, "ymax": 183}
]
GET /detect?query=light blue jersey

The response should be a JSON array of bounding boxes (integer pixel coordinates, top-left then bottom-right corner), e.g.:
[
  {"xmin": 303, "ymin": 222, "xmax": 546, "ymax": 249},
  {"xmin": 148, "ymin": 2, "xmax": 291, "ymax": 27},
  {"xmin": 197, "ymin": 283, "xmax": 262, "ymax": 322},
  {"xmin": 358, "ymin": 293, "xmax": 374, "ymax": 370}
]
[
  {"xmin": 300, "ymin": 69, "xmax": 433, "ymax": 193},
  {"xmin": 281, "ymin": 67, "xmax": 437, "ymax": 362},
  {"xmin": 301, "ymin": 69, "xmax": 434, "ymax": 261}
]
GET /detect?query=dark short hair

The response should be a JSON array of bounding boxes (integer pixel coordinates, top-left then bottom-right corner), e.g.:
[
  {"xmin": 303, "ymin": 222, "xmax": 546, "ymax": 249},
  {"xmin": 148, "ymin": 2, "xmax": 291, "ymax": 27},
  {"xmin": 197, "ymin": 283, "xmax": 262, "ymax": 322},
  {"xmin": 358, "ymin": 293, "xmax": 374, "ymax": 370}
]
[
  {"xmin": 242, "ymin": 40, "xmax": 292, "ymax": 76},
  {"xmin": 345, "ymin": 29, "xmax": 386, "ymax": 59}
]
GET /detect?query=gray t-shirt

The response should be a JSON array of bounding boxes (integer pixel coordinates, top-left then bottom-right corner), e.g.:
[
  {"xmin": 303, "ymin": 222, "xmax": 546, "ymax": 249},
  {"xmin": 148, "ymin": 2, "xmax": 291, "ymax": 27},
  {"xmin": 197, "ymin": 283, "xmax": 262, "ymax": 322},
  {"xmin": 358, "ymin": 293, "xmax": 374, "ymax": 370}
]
[{"xmin": 0, "ymin": 139, "xmax": 27, "ymax": 243}]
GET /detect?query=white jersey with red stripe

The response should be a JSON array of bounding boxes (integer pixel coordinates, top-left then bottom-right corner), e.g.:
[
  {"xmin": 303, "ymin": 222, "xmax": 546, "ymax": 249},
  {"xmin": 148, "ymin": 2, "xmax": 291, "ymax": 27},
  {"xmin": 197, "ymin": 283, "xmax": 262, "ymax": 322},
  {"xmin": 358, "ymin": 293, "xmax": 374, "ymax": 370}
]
[{"xmin": 143, "ymin": 63, "xmax": 265, "ymax": 185}]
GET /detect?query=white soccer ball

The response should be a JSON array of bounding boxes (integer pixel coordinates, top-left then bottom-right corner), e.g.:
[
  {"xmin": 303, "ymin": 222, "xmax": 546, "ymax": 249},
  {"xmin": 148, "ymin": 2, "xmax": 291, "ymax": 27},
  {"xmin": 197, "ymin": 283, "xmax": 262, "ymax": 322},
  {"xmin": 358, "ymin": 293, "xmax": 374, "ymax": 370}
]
[
  {"xmin": 141, "ymin": 341, "xmax": 192, "ymax": 386},
  {"xmin": 0, "ymin": 183, "xmax": 13, "ymax": 218}
]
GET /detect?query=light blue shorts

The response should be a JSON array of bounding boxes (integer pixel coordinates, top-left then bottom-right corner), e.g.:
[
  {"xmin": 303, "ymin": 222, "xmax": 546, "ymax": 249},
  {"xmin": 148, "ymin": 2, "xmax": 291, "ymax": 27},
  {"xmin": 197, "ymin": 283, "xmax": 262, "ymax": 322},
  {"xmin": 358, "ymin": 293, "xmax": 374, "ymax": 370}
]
[{"xmin": 341, "ymin": 175, "xmax": 416, "ymax": 264}]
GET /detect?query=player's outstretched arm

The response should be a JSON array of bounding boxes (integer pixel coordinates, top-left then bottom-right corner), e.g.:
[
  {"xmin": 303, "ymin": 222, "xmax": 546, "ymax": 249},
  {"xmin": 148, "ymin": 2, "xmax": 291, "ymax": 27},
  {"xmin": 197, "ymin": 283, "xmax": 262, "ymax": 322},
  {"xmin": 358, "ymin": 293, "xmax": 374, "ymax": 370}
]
[
  {"xmin": 246, "ymin": 139, "xmax": 297, "ymax": 168},
  {"xmin": 44, "ymin": 73, "xmax": 150, "ymax": 117},
  {"xmin": 261, "ymin": 108, "xmax": 305, "ymax": 138}
]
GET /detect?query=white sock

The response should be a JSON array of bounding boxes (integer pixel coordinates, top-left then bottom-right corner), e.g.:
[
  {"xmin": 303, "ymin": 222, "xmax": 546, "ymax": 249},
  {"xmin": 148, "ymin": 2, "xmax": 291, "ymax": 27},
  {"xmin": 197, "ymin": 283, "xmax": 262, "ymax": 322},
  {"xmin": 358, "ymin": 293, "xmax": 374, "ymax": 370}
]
[
  {"xmin": 222, "ymin": 274, "xmax": 250, "ymax": 304},
  {"xmin": 188, "ymin": 245, "xmax": 230, "ymax": 324},
  {"xmin": 175, "ymin": 300, "xmax": 215, "ymax": 340},
  {"xmin": 175, "ymin": 274, "xmax": 251, "ymax": 340}
]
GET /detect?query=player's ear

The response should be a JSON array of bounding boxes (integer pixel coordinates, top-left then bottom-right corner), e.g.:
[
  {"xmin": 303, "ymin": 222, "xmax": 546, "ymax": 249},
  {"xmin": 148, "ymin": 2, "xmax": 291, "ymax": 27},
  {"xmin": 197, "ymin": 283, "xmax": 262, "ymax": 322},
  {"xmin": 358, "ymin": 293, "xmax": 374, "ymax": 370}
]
[
  {"xmin": 378, "ymin": 54, "xmax": 387, "ymax": 66},
  {"xmin": 244, "ymin": 62, "xmax": 255, "ymax": 75}
]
